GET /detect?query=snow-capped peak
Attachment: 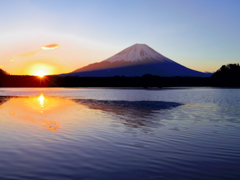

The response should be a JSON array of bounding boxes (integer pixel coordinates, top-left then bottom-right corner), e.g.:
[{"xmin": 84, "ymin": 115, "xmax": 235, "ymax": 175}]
[{"xmin": 104, "ymin": 44, "xmax": 173, "ymax": 63}]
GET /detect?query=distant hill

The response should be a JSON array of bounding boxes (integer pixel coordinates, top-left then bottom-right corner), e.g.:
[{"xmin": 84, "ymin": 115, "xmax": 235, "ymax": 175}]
[
  {"xmin": 63, "ymin": 44, "xmax": 211, "ymax": 77},
  {"xmin": 0, "ymin": 69, "xmax": 9, "ymax": 76}
]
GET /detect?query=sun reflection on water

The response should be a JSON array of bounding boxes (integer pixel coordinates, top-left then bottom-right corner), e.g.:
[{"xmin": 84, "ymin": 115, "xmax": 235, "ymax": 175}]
[
  {"xmin": 38, "ymin": 93, "xmax": 45, "ymax": 113},
  {"xmin": 0, "ymin": 94, "xmax": 77, "ymax": 132},
  {"xmin": 38, "ymin": 93, "xmax": 45, "ymax": 108},
  {"xmin": 35, "ymin": 93, "xmax": 63, "ymax": 131}
]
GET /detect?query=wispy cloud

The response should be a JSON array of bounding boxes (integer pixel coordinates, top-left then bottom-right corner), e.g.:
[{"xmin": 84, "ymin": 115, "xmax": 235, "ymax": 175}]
[
  {"xmin": 19, "ymin": 50, "xmax": 39, "ymax": 56},
  {"xmin": 7, "ymin": 43, "xmax": 61, "ymax": 63},
  {"xmin": 19, "ymin": 43, "xmax": 61, "ymax": 57}
]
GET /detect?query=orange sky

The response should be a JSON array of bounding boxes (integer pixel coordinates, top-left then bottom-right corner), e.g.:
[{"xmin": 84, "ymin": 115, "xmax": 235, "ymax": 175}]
[
  {"xmin": 0, "ymin": 34, "xmax": 113, "ymax": 75},
  {"xmin": 0, "ymin": 33, "xmax": 115, "ymax": 75}
]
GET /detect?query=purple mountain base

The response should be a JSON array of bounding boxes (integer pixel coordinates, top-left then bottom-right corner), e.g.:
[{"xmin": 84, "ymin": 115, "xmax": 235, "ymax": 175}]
[{"xmin": 64, "ymin": 44, "xmax": 211, "ymax": 77}]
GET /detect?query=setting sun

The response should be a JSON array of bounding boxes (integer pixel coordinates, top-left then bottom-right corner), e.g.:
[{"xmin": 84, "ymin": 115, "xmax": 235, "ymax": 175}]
[
  {"xmin": 35, "ymin": 70, "xmax": 47, "ymax": 77},
  {"xmin": 27, "ymin": 63, "xmax": 54, "ymax": 77}
]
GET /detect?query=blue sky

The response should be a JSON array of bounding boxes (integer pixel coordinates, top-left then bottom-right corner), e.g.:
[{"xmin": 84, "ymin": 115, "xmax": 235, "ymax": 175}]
[{"xmin": 0, "ymin": 0, "xmax": 239, "ymax": 74}]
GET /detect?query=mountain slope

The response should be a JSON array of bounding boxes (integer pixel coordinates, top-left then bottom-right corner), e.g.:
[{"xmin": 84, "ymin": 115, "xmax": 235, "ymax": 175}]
[{"xmin": 68, "ymin": 44, "xmax": 211, "ymax": 77}]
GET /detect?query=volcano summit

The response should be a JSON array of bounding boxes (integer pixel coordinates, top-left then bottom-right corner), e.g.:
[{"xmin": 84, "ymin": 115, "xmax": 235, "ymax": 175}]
[{"xmin": 68, "ymin": 44, "xmax": 210, "ymax": 77}]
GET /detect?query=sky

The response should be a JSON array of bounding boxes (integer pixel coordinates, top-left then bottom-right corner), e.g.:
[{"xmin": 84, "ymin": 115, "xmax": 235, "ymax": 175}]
[{"xmin": 0, "ymin": 0, "xmax": 239, "ymax": 75}]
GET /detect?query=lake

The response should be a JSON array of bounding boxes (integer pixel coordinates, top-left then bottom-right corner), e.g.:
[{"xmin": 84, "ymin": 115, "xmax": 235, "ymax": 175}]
[{"xmin": 0, "ymin": 88, "xmax": 240, "ymax": 180}]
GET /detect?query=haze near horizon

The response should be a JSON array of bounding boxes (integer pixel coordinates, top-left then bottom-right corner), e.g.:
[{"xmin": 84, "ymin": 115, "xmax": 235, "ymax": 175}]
[{"xmin": 0, "ymin": 0, "xmax": 239, "ymax": 75}]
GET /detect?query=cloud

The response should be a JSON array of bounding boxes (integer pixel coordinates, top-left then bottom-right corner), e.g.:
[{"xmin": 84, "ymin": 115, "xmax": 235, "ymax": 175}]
[
  {"xmin": 8, "ymin": 43, "xmax": 61, "ymax": 62},
  {"xmin": 41, "ymin": 43, "xmax": 61, "ymax": 50},
  {"xmin": 20, "ymin": 50, "xmax": 39, "ymax": 56}
]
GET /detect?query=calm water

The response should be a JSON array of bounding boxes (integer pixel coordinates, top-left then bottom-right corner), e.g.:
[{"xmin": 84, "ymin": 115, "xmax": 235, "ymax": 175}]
[{"xmin": 0, "ymin": 88, "xmax": 240, "ymax": 180}]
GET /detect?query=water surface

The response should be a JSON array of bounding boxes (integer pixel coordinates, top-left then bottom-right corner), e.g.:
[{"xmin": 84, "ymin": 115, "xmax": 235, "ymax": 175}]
[{"xmin": 0, "ymin": 88, "xmax": 240, "ymax": 180}]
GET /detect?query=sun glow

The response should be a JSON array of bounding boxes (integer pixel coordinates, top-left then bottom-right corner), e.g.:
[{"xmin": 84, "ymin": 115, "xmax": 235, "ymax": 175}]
[
  {"xmin": 28, "ymin": 63, "xmax": 54, "ymax": 77},
  {"xmin": 35, "ymin": 70, "xmax": 47, "ymax": 77}
]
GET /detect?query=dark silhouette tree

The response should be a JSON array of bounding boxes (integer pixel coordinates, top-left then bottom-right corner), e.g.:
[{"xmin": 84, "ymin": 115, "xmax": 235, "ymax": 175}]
[{"xmin": 211, "ymin": 63, "xmax": 240, "ymax": 87}]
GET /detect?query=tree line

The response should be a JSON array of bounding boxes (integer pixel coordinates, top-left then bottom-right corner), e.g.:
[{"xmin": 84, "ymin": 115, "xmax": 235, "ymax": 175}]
[{"xmin": 0, "ymin": 63, "xmax": 239, "ymax": 87}]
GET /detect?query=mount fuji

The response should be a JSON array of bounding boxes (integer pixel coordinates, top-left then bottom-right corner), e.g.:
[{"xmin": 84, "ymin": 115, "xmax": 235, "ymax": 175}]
[{"xmin": 66, "ymin": 44, "xmax": 211, "ymax": 77}]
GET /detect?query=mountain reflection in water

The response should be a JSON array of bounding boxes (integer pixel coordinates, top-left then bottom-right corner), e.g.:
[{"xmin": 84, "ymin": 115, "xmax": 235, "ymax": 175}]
[{"xmin": 73, "ymin": 99, "xmax": 183, "ymax": 129}]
